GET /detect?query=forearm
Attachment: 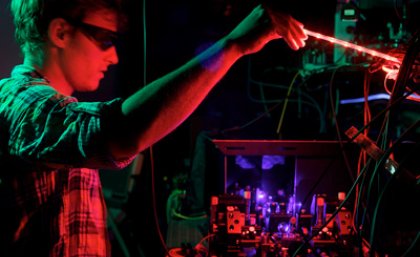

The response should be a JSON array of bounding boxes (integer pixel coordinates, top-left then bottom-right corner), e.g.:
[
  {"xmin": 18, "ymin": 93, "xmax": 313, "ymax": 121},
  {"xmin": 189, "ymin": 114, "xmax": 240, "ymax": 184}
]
[
  {"xmin": 107, "ymin": 4, "xmax": 305, "ymax": 159},
  {"xmin": 114, "ymin": 37, "xmax": 241, "ymax": 156}
]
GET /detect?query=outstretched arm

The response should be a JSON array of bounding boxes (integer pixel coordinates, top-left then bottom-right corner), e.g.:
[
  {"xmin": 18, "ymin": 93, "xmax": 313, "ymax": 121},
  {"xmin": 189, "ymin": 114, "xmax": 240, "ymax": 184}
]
[{"xmin": 110, "ymin": 4, "xmax": 307, "ymax": 159}]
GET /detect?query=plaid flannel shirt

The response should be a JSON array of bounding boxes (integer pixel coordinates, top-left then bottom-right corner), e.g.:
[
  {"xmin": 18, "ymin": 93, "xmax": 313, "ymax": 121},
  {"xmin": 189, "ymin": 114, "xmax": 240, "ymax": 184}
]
[{"xmin": 0, "ymin": 65, "xmax": 134, "ymax": 257}]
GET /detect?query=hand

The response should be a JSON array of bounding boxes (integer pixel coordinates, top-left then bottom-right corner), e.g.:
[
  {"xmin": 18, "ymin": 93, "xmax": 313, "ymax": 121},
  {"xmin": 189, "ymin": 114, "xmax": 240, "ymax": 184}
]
[
  {"xmin": 266, "ymin": 8, "xmax": 307, "ymax": 50},
  {"xmin": 225, "ymin": 5, "xmax": 281, "ymax": 56},
  {"xmin": 225, "ymin": 4, "xmax": 307, "ymax": 56}
]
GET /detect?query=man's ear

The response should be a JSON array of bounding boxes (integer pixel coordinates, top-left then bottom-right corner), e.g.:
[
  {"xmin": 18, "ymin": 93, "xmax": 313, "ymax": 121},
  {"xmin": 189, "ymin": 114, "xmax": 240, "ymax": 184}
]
[{"xmin": 48, "ymin": 18, "xmax": 71, "ymax": 48}]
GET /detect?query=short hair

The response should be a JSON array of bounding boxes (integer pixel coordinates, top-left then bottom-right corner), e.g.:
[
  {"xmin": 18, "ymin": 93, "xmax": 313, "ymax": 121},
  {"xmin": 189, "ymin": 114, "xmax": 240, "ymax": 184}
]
[{"xmin": 10, "ymin": 0, "xmax": 127, "ymax": 57}]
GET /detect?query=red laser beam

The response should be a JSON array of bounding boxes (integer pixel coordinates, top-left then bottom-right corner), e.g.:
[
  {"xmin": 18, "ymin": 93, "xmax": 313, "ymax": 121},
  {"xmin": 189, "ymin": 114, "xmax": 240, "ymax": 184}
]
[{"xmin": 304, "ymin": 29, "xmax": 402, "ymax": 64}]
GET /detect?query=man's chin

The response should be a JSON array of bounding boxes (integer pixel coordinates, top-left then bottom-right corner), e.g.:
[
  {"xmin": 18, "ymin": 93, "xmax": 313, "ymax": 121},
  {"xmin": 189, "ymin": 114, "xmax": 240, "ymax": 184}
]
[{"xmin": 76, "ymin": 84, "xmax": 100, "ymax": 93}]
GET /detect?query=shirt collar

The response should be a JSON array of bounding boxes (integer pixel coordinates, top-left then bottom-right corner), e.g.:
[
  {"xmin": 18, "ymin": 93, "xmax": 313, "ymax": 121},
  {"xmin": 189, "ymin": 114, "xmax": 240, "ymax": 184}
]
[{"xmin": 11, "ymin": 64, "xmax": 49, "ymax": 82}]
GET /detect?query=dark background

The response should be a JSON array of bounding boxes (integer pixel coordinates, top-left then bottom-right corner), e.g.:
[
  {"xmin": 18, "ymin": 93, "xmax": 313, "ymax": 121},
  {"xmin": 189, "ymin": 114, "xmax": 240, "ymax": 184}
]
[{"xmin": 1, "ymin": 0, "xmax": 420, "ymax": 256}]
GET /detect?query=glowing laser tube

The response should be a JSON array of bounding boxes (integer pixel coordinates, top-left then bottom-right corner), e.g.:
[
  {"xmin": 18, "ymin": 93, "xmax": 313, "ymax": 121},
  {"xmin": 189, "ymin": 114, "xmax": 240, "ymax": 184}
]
[{"xmin": 304, "ymin": 29, "xmax": 401, "ymax": 64}]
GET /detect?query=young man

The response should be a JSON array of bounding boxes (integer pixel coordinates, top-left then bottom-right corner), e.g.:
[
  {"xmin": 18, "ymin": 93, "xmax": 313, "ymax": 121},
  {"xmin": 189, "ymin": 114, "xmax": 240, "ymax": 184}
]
[{"xmin": 0, "ymin": 0, "xmax": 307, "ymax": 256}]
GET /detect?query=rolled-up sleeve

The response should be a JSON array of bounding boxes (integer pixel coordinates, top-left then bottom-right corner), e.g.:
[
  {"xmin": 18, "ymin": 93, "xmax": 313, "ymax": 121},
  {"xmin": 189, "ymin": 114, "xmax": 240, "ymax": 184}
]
[{"xmin": 7, "ymin": 84, "xmax": 135, "ymax": 170}]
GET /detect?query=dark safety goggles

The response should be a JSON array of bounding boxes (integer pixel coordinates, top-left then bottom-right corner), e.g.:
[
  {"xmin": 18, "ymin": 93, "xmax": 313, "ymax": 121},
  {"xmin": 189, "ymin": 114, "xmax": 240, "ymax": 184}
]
[{"xmin": 64, "ymin": 18, "xmax": 119, "ymax": 51}]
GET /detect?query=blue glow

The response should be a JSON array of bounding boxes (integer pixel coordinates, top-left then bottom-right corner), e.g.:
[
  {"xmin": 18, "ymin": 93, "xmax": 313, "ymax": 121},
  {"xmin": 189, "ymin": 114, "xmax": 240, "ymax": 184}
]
[
  {"xmin": 340, "ymin": 93, "xmax": 390, "ymax": 104},
  {"xmin": 235, "ymin": 155, "xmax": 256, "ymax": 169},
  {"xmin": 262, "ymin": 155, "xmax": 285, "ymax": 170}
]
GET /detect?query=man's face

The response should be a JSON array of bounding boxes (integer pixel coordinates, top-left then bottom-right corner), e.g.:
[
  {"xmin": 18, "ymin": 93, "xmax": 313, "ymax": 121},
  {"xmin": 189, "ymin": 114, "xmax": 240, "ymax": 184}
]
[{"xmin": 59, "ymin": 8, "xmax": 119, "ymax": 93}]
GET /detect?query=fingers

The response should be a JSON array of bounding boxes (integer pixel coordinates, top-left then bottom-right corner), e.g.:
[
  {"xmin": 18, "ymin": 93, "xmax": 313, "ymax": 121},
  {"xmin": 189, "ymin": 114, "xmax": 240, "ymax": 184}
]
[
  {"xmin": 265, "ymin": 8, "xmax": 308, "ymax": 51},
  {"xmin": 283, "ymin": 21, "xmax": 307, "ymax": 50}
]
